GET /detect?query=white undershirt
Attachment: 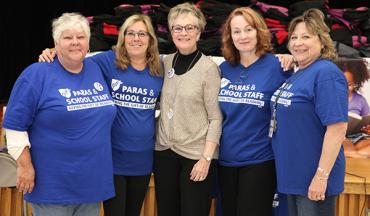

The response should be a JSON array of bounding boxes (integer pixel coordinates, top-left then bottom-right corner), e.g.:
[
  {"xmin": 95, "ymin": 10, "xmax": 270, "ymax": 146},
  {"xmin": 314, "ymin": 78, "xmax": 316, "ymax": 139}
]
[{"xmin": 4, "ymin": 129, "xmax": 31, "ymax": 160}]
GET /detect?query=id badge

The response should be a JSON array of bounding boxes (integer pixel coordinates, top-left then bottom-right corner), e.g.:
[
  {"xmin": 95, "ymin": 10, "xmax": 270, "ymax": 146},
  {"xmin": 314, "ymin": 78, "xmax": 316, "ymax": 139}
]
[
  {"xmin": 268, "ymin": 119, "xmax": 277, "ymax": 138},
  {"xmin": 268, "ymin": 109, "xmax": 277, "ymax": 138}
]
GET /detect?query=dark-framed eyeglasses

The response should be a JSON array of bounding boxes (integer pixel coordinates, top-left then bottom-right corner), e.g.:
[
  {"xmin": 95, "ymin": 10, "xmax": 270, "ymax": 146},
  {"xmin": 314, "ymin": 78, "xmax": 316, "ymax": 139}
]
[
  {"xmin": 125, "ymin": 31, "xmax": 149, "ymax": 38},
  {"xmin": 171, "ymin": 24, "xmax": 198, "ymax": 33}
]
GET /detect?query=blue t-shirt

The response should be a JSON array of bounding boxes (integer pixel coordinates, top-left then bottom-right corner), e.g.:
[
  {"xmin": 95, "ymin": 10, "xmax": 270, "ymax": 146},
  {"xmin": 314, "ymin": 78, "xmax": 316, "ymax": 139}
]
[
  {"xmin": 271, "ymin": 59, "xmax": 347, "ymax": 196},
  {"xmin": 91, "ymin": 50, "xmax": 163, "ymax": 175},
  {"xmin": 3, "ymin": 58, "xmax": 117, "ymax": 204},
  {"xmin": 218, "ymin": 53, "xmax": 289, "ymax": 166}
]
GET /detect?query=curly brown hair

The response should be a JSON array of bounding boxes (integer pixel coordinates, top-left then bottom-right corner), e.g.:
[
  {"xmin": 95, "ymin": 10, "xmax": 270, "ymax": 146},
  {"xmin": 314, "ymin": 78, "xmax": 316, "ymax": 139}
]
[{"xmin": 337, "ymin": 58, "xmax": 370, "ymax": 91}]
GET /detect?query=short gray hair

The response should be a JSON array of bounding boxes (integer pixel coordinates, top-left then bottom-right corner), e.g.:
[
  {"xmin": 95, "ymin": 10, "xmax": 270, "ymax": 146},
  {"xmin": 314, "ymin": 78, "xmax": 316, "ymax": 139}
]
[
  {"xmin": 168, "ymin": 2, "xmax": 206, "ymax": 32},
  {"xmin": 52, "ymin": 12, "xmax": 90, "ymax": 43}
]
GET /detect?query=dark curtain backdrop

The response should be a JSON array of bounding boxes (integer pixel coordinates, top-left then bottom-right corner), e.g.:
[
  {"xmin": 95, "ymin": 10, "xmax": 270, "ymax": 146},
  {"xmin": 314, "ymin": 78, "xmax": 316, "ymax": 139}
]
[{"xmin": 1, "ymin": 0, "xmax": 368, "ymax": 102}]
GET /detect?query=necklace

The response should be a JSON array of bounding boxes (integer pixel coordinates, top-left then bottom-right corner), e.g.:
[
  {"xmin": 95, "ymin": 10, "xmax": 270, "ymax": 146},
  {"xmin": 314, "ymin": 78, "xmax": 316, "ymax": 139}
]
[
  {"xmin": 166, "ymin": 50, "xmax": 200, "ymax": 120},
  {"xmin": 235, "ymin": 56, "xmax": 259, "ymax": 83},
  {"xmin": 167, "ymin": 53, "xmax": 178, "ymax": 78},
  {"xmin": 167, "ymin": 50, "xmax": 200, "ymax": 79}
]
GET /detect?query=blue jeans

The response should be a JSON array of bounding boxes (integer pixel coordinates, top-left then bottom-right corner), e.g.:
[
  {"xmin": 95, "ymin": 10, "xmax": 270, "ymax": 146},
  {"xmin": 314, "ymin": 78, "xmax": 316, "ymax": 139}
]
[
  {"xmin": 31, "ymin": 202, "xmax": 100, "ymax": 216},
  {"xmin": 287, "ymin": 194, "xmax": 336, "ymax": 216}
]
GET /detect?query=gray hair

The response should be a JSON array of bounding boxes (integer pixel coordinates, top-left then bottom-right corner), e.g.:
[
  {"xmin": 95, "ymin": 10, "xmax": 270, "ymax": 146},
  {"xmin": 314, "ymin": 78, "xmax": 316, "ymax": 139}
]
[
  {"xmin": 168, "ymin": 2, "xmax": 206, "ymax": 32},
  {"xmin": 52, "ymin": 12, "xmax": 90, "ymax": 43}
]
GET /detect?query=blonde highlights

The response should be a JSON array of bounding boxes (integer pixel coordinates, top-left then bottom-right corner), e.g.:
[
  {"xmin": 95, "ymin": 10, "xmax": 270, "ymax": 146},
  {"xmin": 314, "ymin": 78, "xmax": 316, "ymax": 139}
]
[
  {"xmin": 288, "ymin": 9, "xmax": 337, "ymax": 61},
  {"xmin": 115, "ymin": 14, "xmax": 162, "ymax": 76}
]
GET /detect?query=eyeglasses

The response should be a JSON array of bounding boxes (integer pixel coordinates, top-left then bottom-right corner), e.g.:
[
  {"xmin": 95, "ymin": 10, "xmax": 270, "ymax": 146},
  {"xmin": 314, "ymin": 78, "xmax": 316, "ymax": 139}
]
[
  {"xmin": 171, "ymin": 24, "xmax": 198, "ymax": 33},
  {"xmin": 125, "ymin": 31, "xmax": 149, "ymax": 38}
]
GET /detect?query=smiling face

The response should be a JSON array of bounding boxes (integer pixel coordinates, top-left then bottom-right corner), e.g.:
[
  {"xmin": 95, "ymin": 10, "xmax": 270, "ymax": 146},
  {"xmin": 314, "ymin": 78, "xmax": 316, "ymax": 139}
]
[
  {"xmin": 230, "ymin": 15, "xmax": 257, "ymax": 55},
  {"xmin": 288, "ymin": 22, "xmax": 322, "ymax": 69},
  {"xmin": 55, "ymin": 28, "xmax": 89, "ymax": 64},
  {"xmin": 124, "ymin": 21, "xmax": 149, "ymax": 60},
  {"xmin": 171, "ymin": 13, "xmax": 200, "ymax": 55}
]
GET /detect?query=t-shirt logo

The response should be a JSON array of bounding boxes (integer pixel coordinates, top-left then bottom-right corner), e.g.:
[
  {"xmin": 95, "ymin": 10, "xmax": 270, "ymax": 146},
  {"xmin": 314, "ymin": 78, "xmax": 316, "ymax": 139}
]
[
  {"xmin": 221, "ymin": 78, "xmax": 230, "ymax": 88},
  {"xmin": 58, "ymin": 88, "xmax": 71, "ymax": 98},
  {"xmin": 111, "ymin": 79, "xmax": 123, "ymax": 91},
  {"xmin": 94, "ymin": 82, "xmax": 104, "ymax": 91}
]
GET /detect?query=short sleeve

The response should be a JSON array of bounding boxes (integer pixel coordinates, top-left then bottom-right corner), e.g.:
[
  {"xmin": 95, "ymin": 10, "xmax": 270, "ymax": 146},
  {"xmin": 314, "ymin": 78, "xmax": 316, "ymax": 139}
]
[
  {"xmin": 3, "ymin": 65, "xmax": 42, "ymax": 131},
  {"xmin": 314, "ymin": 64, "xmax": 348, "ymax": 126},
  {"xmin": 360, "ymin": 95, "xmax": 370, "ymax": 116},
  {"xmin": 90, "ymin": 50, "xmax": 113, "ymax": 79}
]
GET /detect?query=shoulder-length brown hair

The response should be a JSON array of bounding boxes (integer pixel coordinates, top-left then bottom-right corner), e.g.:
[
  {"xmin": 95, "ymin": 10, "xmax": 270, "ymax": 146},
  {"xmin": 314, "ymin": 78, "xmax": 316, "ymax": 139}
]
[
  {"xmin": 288, "ymin": 9, "xmax": 337, "ymax": 61},
  {"xmin": 221, "ymin": 7, "xmax": 272, "ymax": 65},
  {"xmin": 115, "ymin": 14, "xmax": 162, "ymax": 76}
]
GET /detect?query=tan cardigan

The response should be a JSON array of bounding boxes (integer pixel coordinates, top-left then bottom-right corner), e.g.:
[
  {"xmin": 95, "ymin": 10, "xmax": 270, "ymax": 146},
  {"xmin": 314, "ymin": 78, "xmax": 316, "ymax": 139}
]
[{"xmin": 155, "ymin": 53, "xmax": 222, "ymax": 160}]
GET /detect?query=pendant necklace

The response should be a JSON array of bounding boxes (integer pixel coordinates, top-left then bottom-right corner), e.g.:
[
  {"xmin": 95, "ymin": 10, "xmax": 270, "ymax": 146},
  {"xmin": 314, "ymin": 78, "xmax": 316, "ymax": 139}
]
[
  {"xmin": 167, "ymin": 50, "xmax": 200, "ymax": 79},
  {"xmin": 167, "ymin": 50, "xmax": 200, "ymax": 119},
  {"xmin": 167, "ymin": 53, "xmax": 179, "ymax": 78}
]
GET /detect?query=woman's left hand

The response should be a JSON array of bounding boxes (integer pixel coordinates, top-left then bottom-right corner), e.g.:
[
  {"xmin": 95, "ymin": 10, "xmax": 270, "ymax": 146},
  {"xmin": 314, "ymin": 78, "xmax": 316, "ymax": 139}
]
[
  {"xmin": 275, "ymin": 54, "xmax": 295, "ymax": 71},
  {"xmin": 190, "ymin": 158, "xmax": 211, "ymax": 182},
  {"xmin": 307, "ymin": 174, "xmax": 328, "ymax": 201}
]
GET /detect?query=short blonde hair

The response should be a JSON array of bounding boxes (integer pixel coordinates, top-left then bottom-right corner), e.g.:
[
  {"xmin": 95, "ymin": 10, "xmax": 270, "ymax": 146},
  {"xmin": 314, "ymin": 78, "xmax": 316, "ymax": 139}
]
[
  {"xmin": 52, "ymin": 12, "xmax": 90, "ymax": 43},
  {"xmin": 288, "ymin": 9, "xmax": 337, "ymax": 61},
  {"xmin": 222, "ymin": 7, "xmax": 272, "ymax": 65},
  {"xmin": 168, "ymin": 2, "xmax": 206, "ymax": 32},
  {"xmin": 115, "ymin": 14, "xmax": 162, "ymax": 77}
]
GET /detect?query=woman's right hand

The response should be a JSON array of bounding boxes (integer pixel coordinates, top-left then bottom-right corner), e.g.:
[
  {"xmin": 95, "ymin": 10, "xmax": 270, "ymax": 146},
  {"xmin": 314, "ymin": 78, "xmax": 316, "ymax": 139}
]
[
  {"xmin": 275, "ymin": 54, "xmax": 295, "ymax": 71},
  {"xmin": 16, "ymin": 147, "xmax": 35, "ymax": 194},
  {"xmin": 38, "ymin": 48, "xmax": 56, "ymax": 62},
  {"xmin": 17, "ymin": 163, "xmax": 35, "ymax": 194}
]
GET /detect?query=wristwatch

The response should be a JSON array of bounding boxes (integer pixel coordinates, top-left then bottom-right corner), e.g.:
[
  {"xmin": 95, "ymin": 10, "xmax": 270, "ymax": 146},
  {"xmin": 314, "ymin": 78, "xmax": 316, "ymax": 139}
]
[{"xmin": 202, "ymin": 154, "xmax": 212, "ymax": 162}]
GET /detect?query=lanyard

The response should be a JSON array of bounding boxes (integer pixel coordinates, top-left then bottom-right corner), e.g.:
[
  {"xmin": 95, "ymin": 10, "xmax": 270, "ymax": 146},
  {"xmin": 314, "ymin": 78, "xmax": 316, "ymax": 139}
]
[{"xmin": 268, "ymin": 69, "xmax": 305, "ymax": 138}]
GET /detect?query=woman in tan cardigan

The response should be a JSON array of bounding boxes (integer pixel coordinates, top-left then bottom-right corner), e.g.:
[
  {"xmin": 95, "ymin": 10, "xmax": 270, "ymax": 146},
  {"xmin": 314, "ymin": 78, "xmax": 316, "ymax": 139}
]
[{"xmin": 154, "ymin": 3, "xmax": 222, "ymax": 216}]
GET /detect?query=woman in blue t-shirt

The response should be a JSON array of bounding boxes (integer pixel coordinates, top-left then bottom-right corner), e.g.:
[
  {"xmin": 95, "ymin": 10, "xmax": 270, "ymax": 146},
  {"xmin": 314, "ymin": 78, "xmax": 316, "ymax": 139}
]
[
  {"xmin": 39, "ymin": 14, "xmax": 163, "ymax": 216},
  {"xmin": 217, "ymin": 7, "xmax": 292, "ymax": 216},
  {"xmin": 271, "ymin": 9, "xmax": 347, "ymax": 216},
  {"xmin": 3, "ymin": 13, "xmax": 117, "ymax": 215}
]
